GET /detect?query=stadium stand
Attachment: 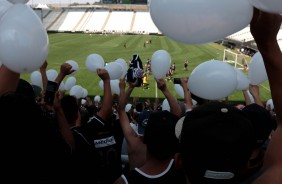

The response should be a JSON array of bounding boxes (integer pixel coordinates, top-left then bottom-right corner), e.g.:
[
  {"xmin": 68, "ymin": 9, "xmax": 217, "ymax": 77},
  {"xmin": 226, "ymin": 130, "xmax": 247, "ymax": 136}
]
[{"xmin": 32, "ymin": 4, "xmax": 282, "ymax": 51}]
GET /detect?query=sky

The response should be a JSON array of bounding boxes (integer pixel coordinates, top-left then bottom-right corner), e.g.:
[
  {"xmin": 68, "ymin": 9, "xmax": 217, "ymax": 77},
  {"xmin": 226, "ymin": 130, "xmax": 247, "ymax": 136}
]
[{"xmin": 26, "ymin": 0, "xmax": 100, "ymax": 5}]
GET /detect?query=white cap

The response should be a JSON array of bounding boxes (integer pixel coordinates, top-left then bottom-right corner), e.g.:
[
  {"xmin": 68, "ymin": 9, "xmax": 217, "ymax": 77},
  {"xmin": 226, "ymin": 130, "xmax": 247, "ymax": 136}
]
[{"xmin": 125, "ymin": 103, "xmax": 132, "ymax": 112}]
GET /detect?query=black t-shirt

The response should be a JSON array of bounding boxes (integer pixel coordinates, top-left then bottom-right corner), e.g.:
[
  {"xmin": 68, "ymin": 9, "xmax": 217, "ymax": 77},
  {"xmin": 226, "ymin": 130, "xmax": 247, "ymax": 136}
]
[{"xmin": 72, "ymin": 114, "xmax": 123, "ymax": 184}]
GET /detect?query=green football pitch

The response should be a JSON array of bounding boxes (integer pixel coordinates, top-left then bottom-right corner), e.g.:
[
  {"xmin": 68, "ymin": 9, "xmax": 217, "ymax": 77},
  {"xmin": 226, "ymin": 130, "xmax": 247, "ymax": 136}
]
[{"xmin": 21, "ymin": 33, "xmax": 271, "ymax": 103}]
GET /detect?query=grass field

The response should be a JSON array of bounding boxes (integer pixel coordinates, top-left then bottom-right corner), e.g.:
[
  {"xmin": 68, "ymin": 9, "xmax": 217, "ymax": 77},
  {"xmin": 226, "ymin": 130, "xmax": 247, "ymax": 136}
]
[{"xmin": 21, "ymin": 33, "xmax": 272, "ymax": 103}]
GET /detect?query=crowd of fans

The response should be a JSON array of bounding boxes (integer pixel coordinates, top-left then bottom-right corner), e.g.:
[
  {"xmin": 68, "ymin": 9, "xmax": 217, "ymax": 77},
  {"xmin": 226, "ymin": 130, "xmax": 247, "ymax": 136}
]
[{"xmin": 0, "ymin": 8, "xmax": 281, "ymax": 184}]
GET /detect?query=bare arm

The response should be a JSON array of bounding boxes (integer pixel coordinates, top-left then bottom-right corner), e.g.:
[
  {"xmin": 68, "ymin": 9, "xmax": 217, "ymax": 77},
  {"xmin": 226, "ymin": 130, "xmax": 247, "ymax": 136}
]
[
  {"xmin": 251, "ymin": 8, "xmax": 282, "ymax": 184},
  {"xmin": 53, "ymin": 91, "xmax": 75, "ymax": 149},
  {"xmin": 242, "ymin": 89, "xmax": 252, "ymax": 106},
  {"xmin": 96, "ymin": 69, "xmax": 112, "ymax": 121},
  {"xmin": 40, "ymin": 61, "xmax": 48, "ymax": 94},
  {"xmin": 180, "ymin": 77, "xmax": 193, "ymax": 111},
  {"xmin": 55, "ymin": 62, "xmax": 74, "ymax": 90},
  {"xmin": 118, "ymin": 78, "xmax": 146, "ymax": 169},
  {"xmin": 117, "ymin": 78, "xmax": 139, "ymax": 142},
  {"xmin": 156, "ymin": 78, "xmax": 182, "ymax": 117},
  {"xmin": 248, "ymin": 84, "xmax": 264, "ymax": 107}
]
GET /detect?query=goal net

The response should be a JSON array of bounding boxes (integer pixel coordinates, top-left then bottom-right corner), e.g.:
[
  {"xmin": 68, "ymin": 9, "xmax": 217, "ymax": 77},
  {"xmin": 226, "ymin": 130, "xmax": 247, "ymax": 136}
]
[{"xmin": 223, "ymin": 49, "xmax": 246, "ymax": 70}]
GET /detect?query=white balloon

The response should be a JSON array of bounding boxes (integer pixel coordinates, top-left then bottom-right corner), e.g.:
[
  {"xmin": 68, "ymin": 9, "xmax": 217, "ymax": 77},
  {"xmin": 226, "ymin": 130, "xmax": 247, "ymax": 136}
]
[
  {"xmin": 81, "ymin": 99, "xmax": 86, "ymax": 105},
  {"xmin": 248, "ymin": 52, "xmax": 268, "ymax": 85},
  {"xmin": 98, "ymin": 79, "xmax": 120, "ymax": 95},
  {"xmin": 30, "ymin": 70, "xmax": 42, "ymax": 87},
  {"xmin": 192, "ymin": 99, "xmax": 198, "ymax": 106},
  {"xmin": 66, "ymin": 60, "xmax": 79, "ymax": 75},
  {"xmin": 110, "ymin": 80, "xmax": 120, "ymax": 95},
  {"xmin": 85, "ymin": 53, "xmax": 105, "ymax": 73},
  {"xmin": 104, "ymin": 61, "xmax": 123, "ymax": 80},
  {"xmin": 234, "ymin": 68, "xmax": 250, "ymax": 90},
  {"xmin": 174, "ymin": 84, "xmax": 184, "ymax": 98},
  {"xmin": 81, "ymin": 88, "xmax": 88, "ymax": 98},
  {"xmin": 59, "ymin": 81, "xmax": 65, "ymax": 91},
  {"xmin": 8, "ymin": 0, "xmax": 29, "ymax": 4},
  {"xmin": 162, "ymin": 98, "xmax": 170, "ymax": 111},
  {"xmin": 188, "ymin": 60, "xmax": 237, "ymax": 100},
  {"xmin": 70, "ymin": 85, "xmax": 83, "ymax": 99},
  {"xmin": 99, "ymin": 80, "xmax": 104, "ymax": 89},
  {"xmin": 0, "ymin": 0, "xmax": 12, "ymax": 19},
  {"xmin": 94, "ymin": 95, "xmax": 101, "ymax": 102},
  {"xmin": 150, "ymin": 0, "xmax": 253, "ymax": 44},
  {"xmin": 46, "ymin": 69, "xmax": 58, "ymax": 82},
  {"xmin": 115, "ymin": 58, "xmax": 128, "ymax": 78},
  {"xmin": 174, "ymin": 84, "xmax": 198, "ymax": 105},
  {"xmin": 151, "ymin": 50, "xmax": 171, "ymax": 79},
  {"xmin": 250, "ymin": 0, "xmax": 282, "ymax": 14},
  {"xmin": 0, "ymin": 4, "xmax": 49, "ymax": 73},
  {"xmin": 64, "ymin": 76, "xmax": 76, "ymax": 91}
]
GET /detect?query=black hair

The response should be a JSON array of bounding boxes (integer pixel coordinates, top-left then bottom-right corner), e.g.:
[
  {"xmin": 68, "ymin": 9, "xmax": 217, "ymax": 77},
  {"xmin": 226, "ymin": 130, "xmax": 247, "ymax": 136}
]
[
  {"xmin": 61, "ymin": 95, "xmax": 79, "ymax": 124},
  {"xmin": 143, "ymin": 110, "xmax": 179, "ymax": 160}
]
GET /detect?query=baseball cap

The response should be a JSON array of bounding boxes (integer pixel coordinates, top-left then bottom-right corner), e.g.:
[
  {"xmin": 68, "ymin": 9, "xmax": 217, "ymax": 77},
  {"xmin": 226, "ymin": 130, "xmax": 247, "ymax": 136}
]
[
  {"xmin": 242, "ymin": 103, "xmax": 274, "ymax": 147},
  {"xmin": 179, "ymin": 101, "xmax": 256, "ymax": 183},
  {"xmin": 137, "ymin": 109, "xmax": 152, "ymax": 135}
]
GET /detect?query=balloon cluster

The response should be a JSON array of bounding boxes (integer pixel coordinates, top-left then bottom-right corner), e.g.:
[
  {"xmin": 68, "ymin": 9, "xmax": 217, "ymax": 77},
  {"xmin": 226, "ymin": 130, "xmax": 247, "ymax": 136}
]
[
  {"xmin": 175, "ymin": 51, "xmax": 268, "ymax": 101},
  {"xmin": 85, "ymin": 53, "xmax": 128, "ymax": 80},
  {"xmin": 85, "ymin": 54, "xmax": 128, "ymax": 95}
]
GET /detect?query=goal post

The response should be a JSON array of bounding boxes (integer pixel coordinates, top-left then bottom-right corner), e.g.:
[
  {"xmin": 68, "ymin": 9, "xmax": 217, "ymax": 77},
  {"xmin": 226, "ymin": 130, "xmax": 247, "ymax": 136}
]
[{"xmin": 223, "ymin": 49, "xmax": 245, "ymax": 70}]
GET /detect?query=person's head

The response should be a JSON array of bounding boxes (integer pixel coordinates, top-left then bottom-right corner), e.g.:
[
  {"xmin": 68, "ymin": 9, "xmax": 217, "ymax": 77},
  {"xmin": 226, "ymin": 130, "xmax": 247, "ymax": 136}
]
[
  {"xmin": 137, "ymin": 109, "xmax": 151, "ymax": 136},
  {"xmin": 242, "ymin": 103, "xmax": 274, "ymax": 149},
  {"xmin": 143, "ymin": 110, "xmax": 179, "ymax": 161},
  {"xmin": 190, "ymin": 92, "xmax": 209, "ymax": 106},
  {"xmin": 179, "ymin": 101, "xmax": 256, "ymax": 184},
  {"xmin": 144, "ymin": 98, "xmax": 151, "ymax": 108},
  {"xmin": 16, "ymin": 78, "xmax": 36, "ymax": 100},
  {"xmin": 61, "ymin": 95, "xmax": 79, "ymax": 125},
  {"xmin": 135, "ymin": 101, "xmax": 144, "ymax": 113}
]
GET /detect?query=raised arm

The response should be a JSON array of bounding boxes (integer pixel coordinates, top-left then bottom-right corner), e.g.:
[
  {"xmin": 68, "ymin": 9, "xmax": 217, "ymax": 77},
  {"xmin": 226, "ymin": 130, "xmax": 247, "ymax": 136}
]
[
  {"xmin": 40, "ymin": 60, "xmax": 48, "ymax": 94},
  {"xmin": 250, "ymin": 8, "xmax": 282, "ymax": 184},
  {"xmin": 248, "ymin": 84, "xmax": 264, "ymax": 107},
  {"xmin": 117, "ymin": 78, "xmax": 139, "ymax": 142},
  {"xmin": 156, "ymin": 78, "xmax": 182, "ymax": 117},
  {"xmin": 118, "ymin": 78, "xmax": 146, "ymax": 169},
  {"xmin": 96, "ymin": 68, "xmax": 112, "ymax": 121},
  {"xmin": 242, "ymin": 89, "xmax": 252, "ymax": 106},
  {"xmin": 55, "ymin": 62, "xmax": 74, "ymax": 89},
  {"xmin": 53, "ymin": 91, "xmax": 75, "ymax": 149},
  {"xmin": 180, "ymin": 77, "xmax": 193, "ymax": 112}
]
